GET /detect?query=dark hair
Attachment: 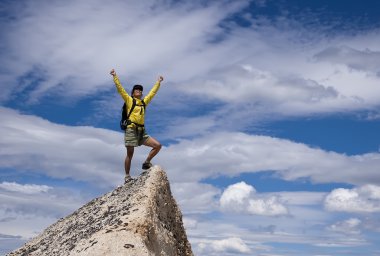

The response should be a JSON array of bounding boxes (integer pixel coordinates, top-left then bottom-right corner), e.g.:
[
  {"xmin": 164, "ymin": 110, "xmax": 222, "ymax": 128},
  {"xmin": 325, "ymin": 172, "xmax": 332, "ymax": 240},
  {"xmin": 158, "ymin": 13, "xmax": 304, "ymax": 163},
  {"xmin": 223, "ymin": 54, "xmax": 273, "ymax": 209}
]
[{"xmin": 131, "ymin": 84, "xmax": 143, "ymax": 95}]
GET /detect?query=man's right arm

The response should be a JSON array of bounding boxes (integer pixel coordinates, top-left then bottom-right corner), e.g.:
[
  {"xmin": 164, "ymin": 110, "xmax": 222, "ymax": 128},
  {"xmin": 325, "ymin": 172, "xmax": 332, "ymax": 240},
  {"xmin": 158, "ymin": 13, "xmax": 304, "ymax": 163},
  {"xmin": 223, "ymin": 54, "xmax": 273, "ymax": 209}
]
[{"xmin": 110, "ymin": 69, "xmax": 131, "ymax": 103}]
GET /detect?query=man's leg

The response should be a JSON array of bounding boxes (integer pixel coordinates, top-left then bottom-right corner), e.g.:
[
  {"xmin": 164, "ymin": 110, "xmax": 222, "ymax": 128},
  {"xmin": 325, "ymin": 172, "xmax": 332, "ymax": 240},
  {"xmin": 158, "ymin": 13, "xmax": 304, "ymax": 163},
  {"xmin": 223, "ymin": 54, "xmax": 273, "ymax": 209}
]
[
  {"xmin": 125, "ymin": 146, "xmax": 134, "ymax": 175},
  {"xmin": 143, "ymin": 137, "xmax": 162, "ymax": 165}
]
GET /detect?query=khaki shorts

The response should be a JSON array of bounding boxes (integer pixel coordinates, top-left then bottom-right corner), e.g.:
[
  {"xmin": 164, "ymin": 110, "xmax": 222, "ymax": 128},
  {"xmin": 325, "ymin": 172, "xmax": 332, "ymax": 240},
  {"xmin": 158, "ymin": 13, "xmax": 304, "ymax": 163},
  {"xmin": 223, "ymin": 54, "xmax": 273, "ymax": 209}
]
[{"xmin": 124, "ymin": 127, "xmax": 150, "ymax": 147}]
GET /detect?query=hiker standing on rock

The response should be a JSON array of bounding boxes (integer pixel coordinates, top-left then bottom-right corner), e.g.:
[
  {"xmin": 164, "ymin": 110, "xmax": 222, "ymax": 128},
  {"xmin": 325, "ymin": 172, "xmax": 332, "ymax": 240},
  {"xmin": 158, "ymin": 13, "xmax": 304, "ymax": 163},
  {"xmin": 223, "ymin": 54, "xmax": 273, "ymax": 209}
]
[{"xmin": 110, "ymin": 69, "xmax": 163, "ymax": 183}]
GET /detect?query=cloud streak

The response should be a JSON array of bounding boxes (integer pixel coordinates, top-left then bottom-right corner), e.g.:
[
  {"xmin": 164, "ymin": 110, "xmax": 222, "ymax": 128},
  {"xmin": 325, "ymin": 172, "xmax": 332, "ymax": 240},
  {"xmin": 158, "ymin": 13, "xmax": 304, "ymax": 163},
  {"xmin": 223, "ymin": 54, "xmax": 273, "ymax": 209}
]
[
  {"xmin": 161, "ymin": 132, "xmax": 380, "ymax": 185},
  {"xmin": 2, "ymin": 106, "xmax": 379, "ymax": 188},
  {"xmin": 0, "ymin": 107, "xmax": 124, "ymax": 186},
  {"xmin": 0, "ymin": 182, "xmax": 52, "ymax": 194}
]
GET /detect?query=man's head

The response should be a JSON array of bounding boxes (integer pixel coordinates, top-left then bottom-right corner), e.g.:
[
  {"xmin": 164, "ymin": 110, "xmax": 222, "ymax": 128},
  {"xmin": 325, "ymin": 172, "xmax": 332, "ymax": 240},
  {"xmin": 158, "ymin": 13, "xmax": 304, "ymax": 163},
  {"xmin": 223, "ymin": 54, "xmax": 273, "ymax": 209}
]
[{"xmin": 131, "ymin": 84, "xmax": 143, "ymax": 98}]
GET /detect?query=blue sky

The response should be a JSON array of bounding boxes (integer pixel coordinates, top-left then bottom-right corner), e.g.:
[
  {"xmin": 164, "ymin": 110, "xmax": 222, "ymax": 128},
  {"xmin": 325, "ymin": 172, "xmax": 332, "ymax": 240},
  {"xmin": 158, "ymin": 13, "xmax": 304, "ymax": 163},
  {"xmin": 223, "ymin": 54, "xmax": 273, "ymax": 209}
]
[{"xmin": 1, "ymin": 0, "xmax": 380, "ymax": 255}]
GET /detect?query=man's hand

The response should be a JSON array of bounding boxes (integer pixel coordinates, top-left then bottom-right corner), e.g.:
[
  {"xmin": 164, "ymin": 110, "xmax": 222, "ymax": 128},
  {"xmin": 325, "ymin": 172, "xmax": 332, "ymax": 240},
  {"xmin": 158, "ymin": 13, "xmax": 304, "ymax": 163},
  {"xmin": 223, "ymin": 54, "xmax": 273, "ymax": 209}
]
[
  {"xmin": 110, "ymin": 69, "xmax": 116, "ymax": 77},
  {"xmin": 158, "ymin": 76, "xmax": 164, "ymax": 82}
]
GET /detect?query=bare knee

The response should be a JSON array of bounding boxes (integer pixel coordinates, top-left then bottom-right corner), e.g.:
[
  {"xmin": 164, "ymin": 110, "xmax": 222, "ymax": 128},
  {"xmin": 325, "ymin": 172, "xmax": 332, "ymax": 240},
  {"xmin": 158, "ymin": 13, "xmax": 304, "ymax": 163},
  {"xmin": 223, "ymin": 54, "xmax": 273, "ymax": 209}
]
[{"xmin": 155, "ymin": 142, "xmax": 162, "ymax": 151}]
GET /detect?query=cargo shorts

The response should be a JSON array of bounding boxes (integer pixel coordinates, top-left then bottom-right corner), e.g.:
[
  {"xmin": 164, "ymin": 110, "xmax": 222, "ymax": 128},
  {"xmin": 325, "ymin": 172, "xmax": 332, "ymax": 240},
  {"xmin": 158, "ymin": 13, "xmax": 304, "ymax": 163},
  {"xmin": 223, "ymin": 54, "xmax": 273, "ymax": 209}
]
[{"xmin": 124, "ymin": 127, "xmax": 150, "ymax": 147}]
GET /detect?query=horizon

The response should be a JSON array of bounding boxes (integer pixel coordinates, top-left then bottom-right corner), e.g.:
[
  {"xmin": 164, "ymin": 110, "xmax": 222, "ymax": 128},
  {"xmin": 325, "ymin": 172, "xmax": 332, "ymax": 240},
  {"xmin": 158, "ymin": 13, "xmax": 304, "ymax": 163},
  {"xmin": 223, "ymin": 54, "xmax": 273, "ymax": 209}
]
[{"xmin": 1, "ymin": 0, "xmax": 380, "ymax": 255}]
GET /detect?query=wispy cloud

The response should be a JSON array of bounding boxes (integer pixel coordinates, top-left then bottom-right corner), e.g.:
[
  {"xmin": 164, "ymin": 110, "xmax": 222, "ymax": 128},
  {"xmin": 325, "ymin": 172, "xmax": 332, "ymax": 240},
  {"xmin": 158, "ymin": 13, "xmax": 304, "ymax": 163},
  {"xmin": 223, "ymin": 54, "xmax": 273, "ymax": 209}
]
[
  {"xmin": 0, "ymin": 0, "xmax": 247, "ymax": 103},
  {"xmin": 2, "ymin": 106, "xmax": 379, "ymax": 187},
  {"xmin": 161, "ymin": 132, "xmax": 380, "ymax": 185},
  {"xmin": 0, "ymin": 107, "xmax": 124, "ymax": 186},
  {"xmin": 1, "ymin": 0, "xmax": 380, "ymax": 121},
  {"xmin": 314, "ymin": 46, "xmax": 380, "ymax": 76},
  {"xmin": 0, "ymin": 182, "xmax": 52, "ymax": 194},
  {"xmin": 328, "ymin": 218, "xmax": 362, "ymax": 235}
]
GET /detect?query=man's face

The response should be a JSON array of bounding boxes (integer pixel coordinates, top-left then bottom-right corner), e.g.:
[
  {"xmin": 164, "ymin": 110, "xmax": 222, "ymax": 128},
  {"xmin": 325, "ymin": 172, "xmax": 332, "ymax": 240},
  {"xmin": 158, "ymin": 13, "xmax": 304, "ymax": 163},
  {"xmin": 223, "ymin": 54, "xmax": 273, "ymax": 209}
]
[{"xmin": 133, "ymin": 89, "xmax": 142, "ymax": 98}]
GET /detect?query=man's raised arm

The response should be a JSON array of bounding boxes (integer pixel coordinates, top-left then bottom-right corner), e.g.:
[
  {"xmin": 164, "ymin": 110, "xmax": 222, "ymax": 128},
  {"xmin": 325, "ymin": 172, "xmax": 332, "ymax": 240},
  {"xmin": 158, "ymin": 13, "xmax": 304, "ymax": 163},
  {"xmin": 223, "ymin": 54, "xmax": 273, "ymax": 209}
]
[{"xmin": 110, "ymin": 69, "xmax": 131, "ymax": 102}]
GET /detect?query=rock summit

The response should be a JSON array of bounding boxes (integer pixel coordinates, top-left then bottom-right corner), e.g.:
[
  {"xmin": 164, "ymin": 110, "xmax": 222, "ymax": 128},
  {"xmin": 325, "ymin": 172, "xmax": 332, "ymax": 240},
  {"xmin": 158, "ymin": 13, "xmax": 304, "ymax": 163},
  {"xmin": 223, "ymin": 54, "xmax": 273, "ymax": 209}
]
[{"xmin": 8, "ymin": 166, "xmax": 193, "ymax": 256}]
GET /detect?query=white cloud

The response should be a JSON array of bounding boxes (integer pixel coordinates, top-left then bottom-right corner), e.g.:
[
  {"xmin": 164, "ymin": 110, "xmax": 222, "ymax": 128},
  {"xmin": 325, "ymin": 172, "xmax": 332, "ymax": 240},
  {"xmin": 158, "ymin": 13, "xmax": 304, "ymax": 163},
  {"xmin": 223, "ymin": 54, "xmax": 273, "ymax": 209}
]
[
  {"xmin": 220, "ymin": 182, "xmax": 255, "ymax": 211},
  {"xmin": 0, "ymin": 182, "xmax": 52, "ymax": 194},
  {"xmin": 325, "ymin": 185, "xmax": 380, "ymax": 213},
  {"xmin": 183, "ymin": 217, "xmax": 198, "ymax": 230},
  {"xmin": 175, "ymin": 32, "xmax": 380, "ymax": 120},
  {"xmin": 247, "ymin": 196, "xmax": 288, "ymax": 216},
  {"xmin": 0, "ymin": 182, "xmax": 86, "ymax": 239},
  {"xmin": 220, "ymin": 182, "xmax": 288, "ymax": 216},
  {"xmin": 0, "ymin": 0, "xmax": 248, "ymax": 103},
  {"xmin": 0, "ymin": 107, "xmax": 127, "ymax": 186},
  {"xmin": 328, "ymin": 218, "xmax": 362, "ymax": 235},
  {"xmin": 2, "ymin": 106, "xmax": 380, "ymax": 189},
  {"xmin": 198, "ymin": 237, "xmax": 251, "ymax": 255},
  {"xmin": 172, "ymin": 182, "xmax": 220, "ymax": 214},
  {"xmin": 274, "ymin": 192, "xmax": 326, "ymax": 205},
  {"xmin": 187, "ymin": 204, "xmax": 368, "ymax": 255},
  {"xmin": 190, "ymin": 191, "xmax": 332, "ymax": 238},
  {"xmin": 180, "ymin": 65, "xmax": 339, "ymax": 110},
  {"xmin": 161, "ymin": 132, "xmax": 380, "ymax": 186},
  {"xmin": 1, "ymin": 0, "xmax": 380, "ymax": 121},
  {"xmin": 314, "ymin": 45, "xmax": 380, "ymax": 75}
]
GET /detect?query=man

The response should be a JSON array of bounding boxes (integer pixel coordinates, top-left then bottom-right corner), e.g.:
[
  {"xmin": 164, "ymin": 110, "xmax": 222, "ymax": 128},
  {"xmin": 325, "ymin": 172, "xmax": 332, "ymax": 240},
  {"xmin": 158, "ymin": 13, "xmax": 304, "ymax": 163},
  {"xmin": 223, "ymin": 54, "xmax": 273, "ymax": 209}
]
[{"xmin": 110, "ymin": 69, "xmax": 163, "ymax": 183}]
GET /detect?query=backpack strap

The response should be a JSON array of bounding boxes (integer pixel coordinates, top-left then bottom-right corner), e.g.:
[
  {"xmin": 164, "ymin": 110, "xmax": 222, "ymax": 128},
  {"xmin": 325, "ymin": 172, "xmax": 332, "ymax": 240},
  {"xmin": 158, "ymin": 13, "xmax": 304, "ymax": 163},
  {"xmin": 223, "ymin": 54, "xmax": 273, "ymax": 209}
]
[
  {"xmin": 120, "ymin": 98, "xmax": 136, "ymax": 130},
  {"xmin": 126, "ymin": 98, "xmax": 137, "ymax": 120},
  {"xmin": 138, "ymin": 99, "xmax": 146, "ymax": 115}
]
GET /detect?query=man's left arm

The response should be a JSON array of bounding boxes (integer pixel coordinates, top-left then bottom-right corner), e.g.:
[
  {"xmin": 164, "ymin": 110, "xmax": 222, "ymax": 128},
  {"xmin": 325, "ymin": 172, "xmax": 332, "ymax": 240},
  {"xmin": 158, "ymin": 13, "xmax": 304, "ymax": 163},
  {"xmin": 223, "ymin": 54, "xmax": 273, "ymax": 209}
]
[{"xmin": 144, "ymin": 76, "xmax": 164, "ymax": 104}]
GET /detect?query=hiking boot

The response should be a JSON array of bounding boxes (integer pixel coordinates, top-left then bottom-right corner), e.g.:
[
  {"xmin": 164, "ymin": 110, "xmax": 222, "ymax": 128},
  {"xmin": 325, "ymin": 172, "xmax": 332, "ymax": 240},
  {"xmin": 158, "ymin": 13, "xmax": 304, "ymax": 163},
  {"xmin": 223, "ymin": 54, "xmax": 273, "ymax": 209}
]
[
  {"xmin": 142, "ymin": 161, "xmax": 153, "ymax": 170},
  {"xmin": 124, "ymin": 175, "xmax": 133, "ymax": 184}
]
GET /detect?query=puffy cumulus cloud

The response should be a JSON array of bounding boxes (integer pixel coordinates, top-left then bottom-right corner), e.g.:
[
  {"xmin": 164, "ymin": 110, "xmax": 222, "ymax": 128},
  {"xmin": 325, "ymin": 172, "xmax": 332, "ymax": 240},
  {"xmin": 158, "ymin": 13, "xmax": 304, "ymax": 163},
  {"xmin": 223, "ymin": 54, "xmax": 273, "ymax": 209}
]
[
  {"xmin": 197, "ymin": 237, "xmax": 251, "ymax": 255},
  {"xmin": 220, "ymin": 182, "xmax": 255, "ymax": 211},
  {"xmin": 0, "ymin": 182, "xmax": 52, "ymax": 194},
  {"xmin": 324, "ymin": 185, "xmax": 380, "ymax": 213},
  {"xmin": 161, "ymin": 132, "xmax": 380, "ymax": 186},
  {"xmin": 328, "ymin": 218, "xmax": 362, "ymax": 235},
  {"xmin": 220, "ymin": 182, "xmax": 288, "ymax": 216}
]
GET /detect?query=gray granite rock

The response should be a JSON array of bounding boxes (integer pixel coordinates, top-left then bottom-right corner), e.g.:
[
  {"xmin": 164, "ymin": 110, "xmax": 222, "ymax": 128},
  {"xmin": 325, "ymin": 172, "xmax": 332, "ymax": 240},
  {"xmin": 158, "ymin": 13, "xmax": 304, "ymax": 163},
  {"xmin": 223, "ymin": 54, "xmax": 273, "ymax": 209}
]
[{"xmin": 8, "ymin": 166, "xmax": 193, "ymax": 256}]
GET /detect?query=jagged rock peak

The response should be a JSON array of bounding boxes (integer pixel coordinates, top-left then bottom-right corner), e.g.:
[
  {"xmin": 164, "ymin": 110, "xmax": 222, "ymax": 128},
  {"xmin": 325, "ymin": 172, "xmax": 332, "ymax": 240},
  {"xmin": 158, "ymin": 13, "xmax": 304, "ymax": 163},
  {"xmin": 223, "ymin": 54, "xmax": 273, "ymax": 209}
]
[{"xmin": 8, "ymin": 166, "xmax": 193, "ymax": 256}]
